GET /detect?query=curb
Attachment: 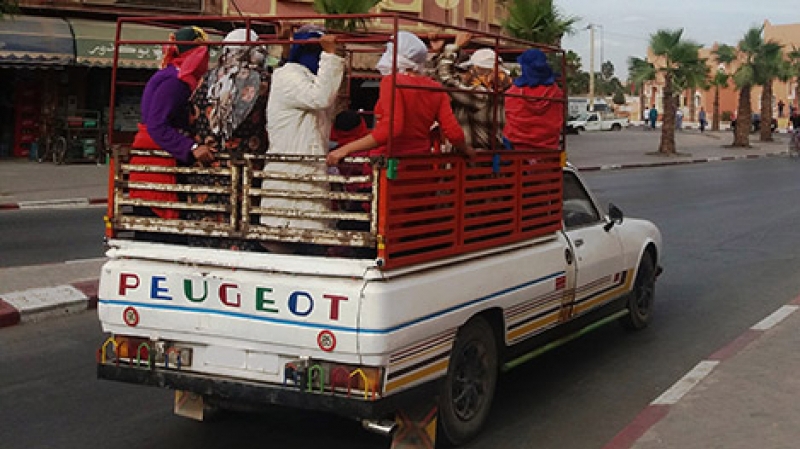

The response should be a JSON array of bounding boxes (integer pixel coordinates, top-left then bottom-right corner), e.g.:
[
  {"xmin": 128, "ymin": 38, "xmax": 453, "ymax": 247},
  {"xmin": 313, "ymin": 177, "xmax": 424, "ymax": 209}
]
[
  {"xmin": 0, "ymin": 279, "xmax": 99, "ymax": 328},
  {"xmin": 602, "ymin": 295, "xmax": 800, "ymax": 449},
  {"xmin": 0, "ymin": 197, "xmax": 107, "ymax": 211},
  {"xmin": 577, "ymin": 150, "xmax": 785, "ymax": 172}
]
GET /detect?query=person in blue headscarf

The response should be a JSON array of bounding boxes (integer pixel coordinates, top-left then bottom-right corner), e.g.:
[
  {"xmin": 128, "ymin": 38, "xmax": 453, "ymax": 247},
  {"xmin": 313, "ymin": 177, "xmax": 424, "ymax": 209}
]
[
  {"xmin": 503, "ymin": 48, "xmax": 564, "ymax": 150},
  {"xmin": 260, "ymin": 25, "xmax": 345, "ymax": 241}
]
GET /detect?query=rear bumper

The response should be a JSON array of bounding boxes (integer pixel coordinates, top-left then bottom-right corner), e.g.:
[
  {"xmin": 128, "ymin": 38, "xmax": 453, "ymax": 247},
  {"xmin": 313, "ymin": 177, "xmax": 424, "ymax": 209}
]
[{"xmin": 97, "ymin": 363, "xmax": 437, "ymax": 420}]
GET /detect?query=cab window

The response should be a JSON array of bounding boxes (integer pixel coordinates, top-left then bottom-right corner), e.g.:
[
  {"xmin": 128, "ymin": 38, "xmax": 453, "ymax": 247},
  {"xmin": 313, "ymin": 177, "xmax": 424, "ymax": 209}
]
[{"xmin": 562, "ymin": 172, "xmax": 601, "ymax": 228}]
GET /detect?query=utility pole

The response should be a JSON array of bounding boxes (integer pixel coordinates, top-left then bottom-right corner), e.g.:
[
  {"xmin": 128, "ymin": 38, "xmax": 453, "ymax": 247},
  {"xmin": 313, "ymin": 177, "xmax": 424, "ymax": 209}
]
[{"xmin": 588, "ymin": 24, "xmax": 595, "ymax": 111}]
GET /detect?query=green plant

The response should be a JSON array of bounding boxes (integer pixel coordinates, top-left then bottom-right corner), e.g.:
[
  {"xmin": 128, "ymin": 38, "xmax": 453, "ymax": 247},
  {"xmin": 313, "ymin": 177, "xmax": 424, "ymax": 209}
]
[
  {"xmin": 312, "ymin": 0, "xmax": 381, "ymax": 32},
  {"xmin": 721, "ymin": 110, "xmax": 733, "ymax": 122}
]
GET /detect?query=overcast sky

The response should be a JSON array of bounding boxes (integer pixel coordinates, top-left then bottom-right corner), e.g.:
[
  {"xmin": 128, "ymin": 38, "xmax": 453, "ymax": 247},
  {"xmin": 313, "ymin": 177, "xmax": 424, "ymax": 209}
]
[{"xmin": 556, "ymin": 0, "xmax": 798, "ymax": 81}]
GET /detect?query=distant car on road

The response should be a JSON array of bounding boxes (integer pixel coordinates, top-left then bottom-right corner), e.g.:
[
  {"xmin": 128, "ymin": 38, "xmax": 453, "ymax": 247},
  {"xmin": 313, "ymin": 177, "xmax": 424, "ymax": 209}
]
[
  {"xmin": 731, "ymin": 114, "xmax": 777, "ymax": 133},
  {"xmin": 567, "ymin": 112, "xmax": 628, "ymax": 134}
]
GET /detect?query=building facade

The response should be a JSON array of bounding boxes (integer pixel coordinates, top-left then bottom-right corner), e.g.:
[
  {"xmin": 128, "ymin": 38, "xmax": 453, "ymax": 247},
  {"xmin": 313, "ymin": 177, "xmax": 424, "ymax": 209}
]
[{"xmin": 641, "ymin": 20, "xmax": 800, "ymax": 127}]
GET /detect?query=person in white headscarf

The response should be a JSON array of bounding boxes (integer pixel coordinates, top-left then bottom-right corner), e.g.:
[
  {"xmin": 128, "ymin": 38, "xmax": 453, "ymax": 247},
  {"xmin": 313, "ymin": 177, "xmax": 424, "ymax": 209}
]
[
  {"xmin": 187, "ymin": 28, "xmax": 271, "ymax": 250},
  {"xmin": 260, "ymin": 25, "xmax": 345, "ymax": 234},
  {"xmin": 327, "ymin": 31, "xmax": 471, "ymax": 165}
]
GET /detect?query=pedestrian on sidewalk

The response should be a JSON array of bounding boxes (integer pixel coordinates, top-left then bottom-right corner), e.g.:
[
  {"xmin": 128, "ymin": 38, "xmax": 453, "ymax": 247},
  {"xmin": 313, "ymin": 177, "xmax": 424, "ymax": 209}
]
[
  {"xmin": 675, "ymin": 108, "xmax": 684, "ymax": 131},
  {"xmin": 649, "ymin": 106, "xmax": 658, "ymax": 129},
  {"xmin": 699, "ymin": 107, "xmax": 707, "ymax": 133},
  {"xmin": 778, "ymin": 99, "xmax": 785, "ymax": 118}
]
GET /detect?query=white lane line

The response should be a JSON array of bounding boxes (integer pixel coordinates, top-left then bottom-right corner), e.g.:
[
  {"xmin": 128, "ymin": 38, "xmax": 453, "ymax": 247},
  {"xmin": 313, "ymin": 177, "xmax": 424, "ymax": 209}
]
[
  {"xmin": 752, "ymin": 305, "xmax": 799, "ymax": 331},
  {"xmin": 17, "ymin": 198, "xmax": 91, "ymax": 209},
  {"xmin": 652, "ymin": 360, "xmax": 719, "ymax": 405},
  {"xmin": 65, "ymin": 257, "xmax": 107, "ymax": 265}
]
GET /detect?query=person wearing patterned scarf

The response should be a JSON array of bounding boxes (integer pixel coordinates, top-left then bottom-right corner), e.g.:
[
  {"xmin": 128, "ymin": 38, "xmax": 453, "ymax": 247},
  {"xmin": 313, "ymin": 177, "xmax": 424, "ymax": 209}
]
[
  {"xmin": 185, "ymin": 28, "xmax": 272, "ymax": 250},
  {"xmin": 432, "ymin": 32, "xmax": 512, "ymax": 150}
]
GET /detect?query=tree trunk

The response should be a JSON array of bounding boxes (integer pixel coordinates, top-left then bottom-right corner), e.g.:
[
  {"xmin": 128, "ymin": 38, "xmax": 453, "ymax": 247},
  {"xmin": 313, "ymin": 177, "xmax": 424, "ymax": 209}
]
[
  {"xmin": 760, "ymin": 81, "xmax": 774, "ymax": 142},
  {"xmin": 712, "ymin": 86, "xmax": 721, "ymax": 131},
  {"xmin": 659, "ymin": 75, "xmax": 676, "ymax": 155},
  {"xmin": 732, "ymin": 85, "xmax": 751, "ymax": 147},
  {"xmin": 639, "ymin": 89, "xmax": 646, "ymax": 124}
]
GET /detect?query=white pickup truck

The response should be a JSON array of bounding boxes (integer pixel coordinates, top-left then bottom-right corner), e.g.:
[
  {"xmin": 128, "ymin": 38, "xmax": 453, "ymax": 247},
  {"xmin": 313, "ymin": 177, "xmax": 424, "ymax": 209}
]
[
  {"xmin": 96, "ymin": 16, "xmax": 662, "ymax": 449},
  {"xmin": 568, "ymin": 112, "xmax": 629, "ymax": 133}
]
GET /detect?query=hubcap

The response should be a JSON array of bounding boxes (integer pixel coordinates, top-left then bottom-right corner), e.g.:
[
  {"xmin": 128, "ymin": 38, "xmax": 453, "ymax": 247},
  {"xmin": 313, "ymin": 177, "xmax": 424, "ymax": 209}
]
[{"xmin": 451, "ymin": 340, "xmax": 489, "ymax": 421}]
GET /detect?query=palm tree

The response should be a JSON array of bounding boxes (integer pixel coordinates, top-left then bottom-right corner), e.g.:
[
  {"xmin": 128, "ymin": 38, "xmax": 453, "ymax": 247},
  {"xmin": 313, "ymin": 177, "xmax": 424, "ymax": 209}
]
[
  {"xmin": 787, "ymin": 46, "xmax": 800, "ymax": 114},
  {"xmin": 674, "ymin": 56, "xmax": 709, "ymax": 125},
  {"xmin": 312, "ymin": 0, "xmax": 381, "ymax": 32},
  {"xmin": 649, "ymin": 29, "xmax": 704, "ymax": 155},
  {"xmin": 754, "ymin": 41, "xmax": 785, "ymax": 141},
  {"xmin": 730, "ymin": 27, "xmax": 765, "ymax": 148},
  {"xmin": 628, "ymin": 56, "xmax": 656, "ymax": 125},
  {"xmin": 565, "ymin": 50, "xmax": 589, "ymax": 94},
  {"xmin": 711, "ymin": 44, "xmax": 736, "ymax": 131},
  {"xmin": 501, "ymin": 0, "xmax": 579, "ymax": 46}
]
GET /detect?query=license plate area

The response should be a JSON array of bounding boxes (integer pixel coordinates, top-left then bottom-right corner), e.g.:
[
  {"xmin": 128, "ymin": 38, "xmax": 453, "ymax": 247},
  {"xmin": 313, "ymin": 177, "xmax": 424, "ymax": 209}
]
[{"xmin": 154, "ymin": 341, "xmax": 193, "ymax": 368}]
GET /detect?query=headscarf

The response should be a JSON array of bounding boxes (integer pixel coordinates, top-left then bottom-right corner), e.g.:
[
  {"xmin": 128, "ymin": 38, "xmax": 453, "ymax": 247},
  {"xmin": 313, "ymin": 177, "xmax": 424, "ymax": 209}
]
[
  {"xmin": 205, "ymin": 28, "xmax": 270, "ymax": 144},
  {"xmin": 375, "ymin": 31, "xmax": 428, "ymax": 76},
  {"xmin": 514, "ymin": 48, "xmax": 555, "ymax": 88},
  {"xmin": 161, "ymin": 26, "xmax": 210, "ymax": 91},
  {"xmin": 287, "ymin": 25, "xmax": 325, "ymax": 74}
]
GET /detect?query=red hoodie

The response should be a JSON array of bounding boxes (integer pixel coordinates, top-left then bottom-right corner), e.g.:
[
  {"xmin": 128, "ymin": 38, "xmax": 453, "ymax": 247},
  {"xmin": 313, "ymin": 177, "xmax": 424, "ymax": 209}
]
[{"xmin": 504, "ymin": 84, "xmax": 564, "ymax": 150}]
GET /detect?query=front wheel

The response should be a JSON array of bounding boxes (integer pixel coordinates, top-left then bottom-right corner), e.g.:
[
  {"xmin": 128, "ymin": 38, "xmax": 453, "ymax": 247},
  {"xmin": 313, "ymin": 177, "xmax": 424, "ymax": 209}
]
[
  {"xmin": 438, "ymin": 317, "xmax": 498, "ymax": 447},
  {"xmin": 620, "ymin": 253, "xmax": 656, "ymax": 331}
]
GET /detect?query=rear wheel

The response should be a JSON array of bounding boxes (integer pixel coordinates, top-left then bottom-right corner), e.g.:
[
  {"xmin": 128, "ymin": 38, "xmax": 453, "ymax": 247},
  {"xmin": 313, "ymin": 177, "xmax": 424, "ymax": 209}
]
[
  {"xmin": 438, "ymin": 317, "xmax": 498, "ymax": 447},
  {"xmin": 611, "ymin": 123, "xmax": 622, "ymax": 131},
  {"xmin": 620, "ymin": 253, "xmax": 656, "ymax": 331}
]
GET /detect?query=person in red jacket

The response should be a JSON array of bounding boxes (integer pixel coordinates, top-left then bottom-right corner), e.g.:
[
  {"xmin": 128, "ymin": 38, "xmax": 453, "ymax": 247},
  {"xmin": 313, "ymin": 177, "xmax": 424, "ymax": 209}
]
[
  {"xmin": 326, "ymin": 31, "xmax": 473, "ymax": 165},
  {"xmin": 503, "ymin": 48, "xmax": 564, "ymax": 150}
]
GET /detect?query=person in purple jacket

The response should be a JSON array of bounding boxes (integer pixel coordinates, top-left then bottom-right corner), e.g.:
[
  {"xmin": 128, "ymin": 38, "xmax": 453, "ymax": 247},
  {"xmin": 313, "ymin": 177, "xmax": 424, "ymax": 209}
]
[{"xmin": 129, "ymin": 26, "xmax": 213, "ymax": 225}]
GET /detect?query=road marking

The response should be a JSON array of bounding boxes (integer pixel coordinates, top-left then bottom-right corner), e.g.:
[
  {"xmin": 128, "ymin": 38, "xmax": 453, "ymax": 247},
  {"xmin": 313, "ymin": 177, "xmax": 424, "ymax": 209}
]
[
  {"xmin": 751, "ymin": 305, "xmax": 798, "ymax": 331},
  {"xmin": 651, "ymin": 360, "xmax": 718, "ymax": 405}
]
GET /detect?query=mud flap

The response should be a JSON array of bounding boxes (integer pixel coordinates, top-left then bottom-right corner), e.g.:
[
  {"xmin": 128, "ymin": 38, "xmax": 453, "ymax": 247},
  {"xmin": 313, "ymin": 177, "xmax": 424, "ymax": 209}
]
[
  {"xmin": 174, "ymin": 390, "xmax": 204, "ymax": 421},
  {"xmin": 390, "ymin": 401, "xmax": 438, "ymax": 449}
]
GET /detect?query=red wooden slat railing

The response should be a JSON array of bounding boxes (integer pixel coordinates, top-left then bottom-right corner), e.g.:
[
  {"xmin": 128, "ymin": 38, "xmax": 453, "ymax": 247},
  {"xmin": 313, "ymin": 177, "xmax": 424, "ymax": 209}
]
[{"xmin": 377, "ymin": 150, "xmax": 563, "ymax": 269}]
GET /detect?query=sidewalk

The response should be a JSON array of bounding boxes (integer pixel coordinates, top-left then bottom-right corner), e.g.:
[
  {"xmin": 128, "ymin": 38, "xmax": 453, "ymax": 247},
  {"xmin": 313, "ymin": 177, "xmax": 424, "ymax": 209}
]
[{"xmin": 0, "ymin": 128, "xmax": 797, "ymax": 449}]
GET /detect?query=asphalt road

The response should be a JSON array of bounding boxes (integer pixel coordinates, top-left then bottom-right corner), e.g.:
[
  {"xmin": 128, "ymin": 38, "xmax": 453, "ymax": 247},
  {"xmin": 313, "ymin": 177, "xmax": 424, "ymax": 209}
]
[
  {"xmin": 0, "ymin": 206, "xmax": 106, "ymax": 267},
  {"xmin": 4, "ymin": 157, "xmax": 800, "ymax": 449}
]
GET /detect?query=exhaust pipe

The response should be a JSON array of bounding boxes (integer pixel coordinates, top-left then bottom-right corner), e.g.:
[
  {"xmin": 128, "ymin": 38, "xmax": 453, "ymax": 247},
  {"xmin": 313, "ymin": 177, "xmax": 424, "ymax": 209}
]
[{"xmin": 361, "ymin": 419, "xmax": 397, "ymax": 437}]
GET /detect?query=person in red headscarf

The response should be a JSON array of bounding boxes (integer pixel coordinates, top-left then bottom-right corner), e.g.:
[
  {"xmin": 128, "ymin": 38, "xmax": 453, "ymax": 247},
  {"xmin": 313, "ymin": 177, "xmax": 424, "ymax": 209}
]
[{"xmin": 129, "ymin": 26, "xmax": 214, "ymax": 236}]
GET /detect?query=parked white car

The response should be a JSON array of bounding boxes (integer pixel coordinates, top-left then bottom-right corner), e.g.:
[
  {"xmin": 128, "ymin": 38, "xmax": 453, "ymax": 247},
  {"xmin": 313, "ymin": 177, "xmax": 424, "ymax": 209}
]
[{"xmin": 568, "ymin": 112, "xmax": 629, "ymax": 133}]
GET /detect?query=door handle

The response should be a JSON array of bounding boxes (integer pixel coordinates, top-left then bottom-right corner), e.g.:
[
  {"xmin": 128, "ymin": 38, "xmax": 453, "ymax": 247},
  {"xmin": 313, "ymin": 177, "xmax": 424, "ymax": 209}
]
[{"xmin": 574, "ymin": 238, "xmax": 584, "ymax": 247}]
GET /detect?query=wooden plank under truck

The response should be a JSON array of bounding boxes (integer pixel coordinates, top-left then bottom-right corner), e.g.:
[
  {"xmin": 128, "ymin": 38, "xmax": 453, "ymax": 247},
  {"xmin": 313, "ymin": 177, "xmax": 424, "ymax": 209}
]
[{"xmin": 96, "ymin": 14, "xmax": 663, "ymax": 448}]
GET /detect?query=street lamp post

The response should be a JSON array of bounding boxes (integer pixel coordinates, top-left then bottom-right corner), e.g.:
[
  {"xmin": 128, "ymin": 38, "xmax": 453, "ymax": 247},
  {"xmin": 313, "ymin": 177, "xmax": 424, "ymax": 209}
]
[{"xmin": 588, "ymin": 24, "xmax": 595, "ymax": 111}]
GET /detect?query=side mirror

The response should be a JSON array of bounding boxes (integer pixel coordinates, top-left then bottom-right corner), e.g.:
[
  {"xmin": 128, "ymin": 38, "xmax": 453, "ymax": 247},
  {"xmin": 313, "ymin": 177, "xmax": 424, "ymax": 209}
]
[{"xmin": 604, "ymin": 203, "xmax": 624, "ymax": 231}]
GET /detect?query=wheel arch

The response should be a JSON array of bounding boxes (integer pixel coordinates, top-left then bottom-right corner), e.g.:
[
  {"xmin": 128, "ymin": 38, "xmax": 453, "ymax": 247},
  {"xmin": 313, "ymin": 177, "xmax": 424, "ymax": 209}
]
[
  {"xmin": 466, "ymin": 308, "xmax": 506, "ymax": 361},
  {"xmin": 634, "ymin": 241, "xmax": 659, "ymax": 279}
]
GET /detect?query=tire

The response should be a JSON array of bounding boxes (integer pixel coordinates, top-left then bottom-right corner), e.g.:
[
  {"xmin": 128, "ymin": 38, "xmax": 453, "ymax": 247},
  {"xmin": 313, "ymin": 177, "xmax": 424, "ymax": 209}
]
[
  {"xmin": 611, "ymin": 123, "xmax": 622, "ymax": 131},
  {"xmin": 52, "ymin": 137, "xmax": 67, "ymax": 165},
  {"xmin": 577, "ymin": 126, "xmax": 585, "ymax": 133},
  {"xmin": 438, "ymin": 317, "xmax": 498, "ymax": 447},
  {"xmin": 620, "ymin": 252, "xmax": 656, "ymax": 331}
]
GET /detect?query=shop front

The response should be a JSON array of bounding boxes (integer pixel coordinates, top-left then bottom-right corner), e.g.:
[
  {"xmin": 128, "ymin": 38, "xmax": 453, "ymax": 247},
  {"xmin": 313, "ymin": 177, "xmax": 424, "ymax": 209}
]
[
  {"xmin": 0, "ymin": 15, "xmax": 171, "ymax": 159},
  {"xmin": 0, "ymin": 15, "xmax": 74, "ymax": 158}
]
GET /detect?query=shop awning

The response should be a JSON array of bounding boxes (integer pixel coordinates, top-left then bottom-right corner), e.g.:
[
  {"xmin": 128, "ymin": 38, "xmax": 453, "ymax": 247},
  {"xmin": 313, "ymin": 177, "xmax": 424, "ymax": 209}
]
[
  {"xmin": 0, "ymin": 16, "xmax": 74, "ymax": 66},
  {"xmin": 67, "ymin": 18, "xmax": 173, "ymax": 69}
]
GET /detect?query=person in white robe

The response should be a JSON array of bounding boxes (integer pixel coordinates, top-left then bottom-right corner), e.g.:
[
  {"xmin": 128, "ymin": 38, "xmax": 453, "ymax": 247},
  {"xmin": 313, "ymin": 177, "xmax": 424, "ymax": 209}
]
[{"xmin": 260, "ymin": 26, "xmax": 344, "ymax": 232}]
